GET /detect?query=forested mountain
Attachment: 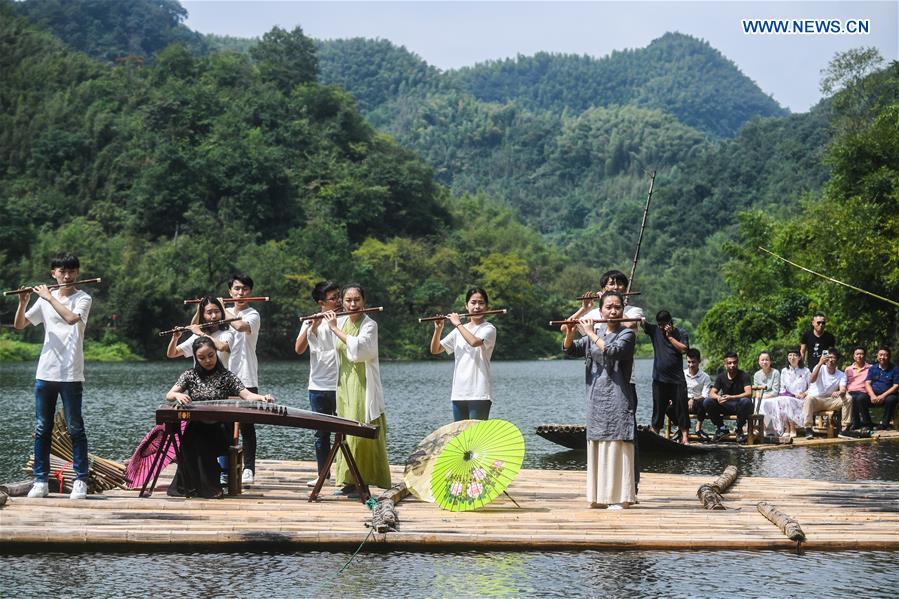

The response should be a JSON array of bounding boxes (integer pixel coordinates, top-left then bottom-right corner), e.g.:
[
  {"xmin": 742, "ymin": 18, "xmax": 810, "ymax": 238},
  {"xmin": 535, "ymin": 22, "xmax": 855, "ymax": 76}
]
[
  {"xmin": 317, "ymin": 33, "xmax": 787, "ymax": 138},
  {"xmin": 6, "ymin": 0, "xmax": 888, "ymax": 364},
  {"xmin": 11, "ymin": 0, "xmax": 207, "ymax": 61},
  {"xmin": 1, "ymin": 1, "xmax": 591, "ymax": 361}
]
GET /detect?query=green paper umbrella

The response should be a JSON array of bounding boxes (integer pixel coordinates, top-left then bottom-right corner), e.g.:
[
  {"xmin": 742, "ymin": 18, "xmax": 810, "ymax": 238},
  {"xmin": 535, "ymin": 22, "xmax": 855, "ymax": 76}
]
[{"xmin": 430, "ymin": 419, "xmax": 525, "ymax": 511}]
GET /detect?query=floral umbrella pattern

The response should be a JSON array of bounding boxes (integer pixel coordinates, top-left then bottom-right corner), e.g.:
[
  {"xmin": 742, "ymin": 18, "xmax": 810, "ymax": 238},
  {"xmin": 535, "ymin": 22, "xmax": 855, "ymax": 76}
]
[{"xmin": 430, "ymin": 419, "xmax": 525, "ymax": 512}]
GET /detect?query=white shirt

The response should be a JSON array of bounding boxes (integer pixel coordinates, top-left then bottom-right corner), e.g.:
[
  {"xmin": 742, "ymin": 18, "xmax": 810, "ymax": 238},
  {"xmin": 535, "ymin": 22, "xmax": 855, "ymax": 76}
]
[
  {"xmin": 300, "ymin": 319, "xmax": 339, "ymax": 391},
  {"xmin": 809, "ymin": 366, "xmax": 846, "ymax": 398},
  {"xmin": 440, "ymin": 321, "xmax": 497, "ymax": 402},
  {"xmin": 177, "ymin": 329, "xmax": 234, "ymax": 370},
  {"xmin": 228, "ymin": 307, "xmax": 260, "ymax": 388},
  {"xmin": 684, "ymin": 367, "xmax": 712, "ymax": 400},
  {"xmin": 26, "ymin": 289, "xmax": 92, "ymax": 382}
]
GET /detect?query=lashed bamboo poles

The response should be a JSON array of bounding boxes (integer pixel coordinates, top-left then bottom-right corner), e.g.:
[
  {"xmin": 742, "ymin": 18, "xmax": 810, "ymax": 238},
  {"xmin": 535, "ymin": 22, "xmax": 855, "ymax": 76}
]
[{"xmin": 23, "ymin": 410, "xmax": 128, "ymax": 493}]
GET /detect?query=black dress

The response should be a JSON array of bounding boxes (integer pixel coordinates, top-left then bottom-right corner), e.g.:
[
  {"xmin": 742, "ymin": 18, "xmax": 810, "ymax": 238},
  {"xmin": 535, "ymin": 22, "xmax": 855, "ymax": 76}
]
[{"xmin": 167, "ymin": 368, "xmax": 246, "ymax": 498}]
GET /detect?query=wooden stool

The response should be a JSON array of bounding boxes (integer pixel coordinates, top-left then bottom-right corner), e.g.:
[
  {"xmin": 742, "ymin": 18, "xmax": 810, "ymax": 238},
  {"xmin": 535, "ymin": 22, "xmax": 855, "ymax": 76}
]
[{"xmin": 813, "ymin": 410, "xmax": 841, "ymax": 438}]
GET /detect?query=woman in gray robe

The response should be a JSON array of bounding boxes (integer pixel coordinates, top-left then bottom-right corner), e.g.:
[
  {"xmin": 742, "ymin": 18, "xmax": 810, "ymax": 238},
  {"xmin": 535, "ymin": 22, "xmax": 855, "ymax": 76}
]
[{"xmin": 563, "ymin": 291, "xmax": 637, "ymax": 509}]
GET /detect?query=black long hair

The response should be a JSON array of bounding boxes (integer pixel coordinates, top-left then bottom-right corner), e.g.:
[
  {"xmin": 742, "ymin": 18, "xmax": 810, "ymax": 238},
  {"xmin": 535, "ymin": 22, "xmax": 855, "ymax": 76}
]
[
  {"xmin": 192, "ymin": 336, "xmax": 225, "ymax": 378},
  {"xmin": 195, "ymin": 295, "xmax": 229, "ymax": 331}
]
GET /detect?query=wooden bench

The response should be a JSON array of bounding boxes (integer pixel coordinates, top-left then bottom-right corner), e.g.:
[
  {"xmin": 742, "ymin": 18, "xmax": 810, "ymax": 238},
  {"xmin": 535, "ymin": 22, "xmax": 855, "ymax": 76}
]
[{"xmin": 664, "ymin": 385, "xmax": 766, "ymax": 445}]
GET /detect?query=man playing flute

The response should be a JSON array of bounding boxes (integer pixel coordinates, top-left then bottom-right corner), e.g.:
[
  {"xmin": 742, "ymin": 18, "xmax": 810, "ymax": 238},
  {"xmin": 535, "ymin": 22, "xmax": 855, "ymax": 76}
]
[{"xmin": 14, "ymin": 253, "xmax": 93, "ymax": 500}]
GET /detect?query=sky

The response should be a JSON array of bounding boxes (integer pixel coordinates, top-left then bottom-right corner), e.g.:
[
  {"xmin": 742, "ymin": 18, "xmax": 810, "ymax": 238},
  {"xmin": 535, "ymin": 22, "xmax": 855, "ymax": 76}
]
[{"xmin": 182, "ymin": 1, "xmax": 898, "ymax": 113}]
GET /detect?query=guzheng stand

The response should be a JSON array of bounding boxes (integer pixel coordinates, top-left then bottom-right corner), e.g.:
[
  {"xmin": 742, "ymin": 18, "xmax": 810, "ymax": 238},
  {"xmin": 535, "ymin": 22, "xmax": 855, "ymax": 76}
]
[{"xmin": 307, "ymin": 432, "xmax": 371, "ymax": 503}]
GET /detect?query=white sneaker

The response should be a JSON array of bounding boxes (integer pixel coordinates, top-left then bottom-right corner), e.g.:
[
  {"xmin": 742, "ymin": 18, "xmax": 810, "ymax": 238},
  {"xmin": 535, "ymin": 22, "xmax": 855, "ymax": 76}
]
[
  {"xmin": 27, "ymin": 482, "xmax": 49, "ymax": 498},
  {"xmin": 306, "ymin": 477, "xmax": 330, "ymax": 488},
  {"xmin": 241, "ymin": 469, "xmax": 254, "ymax": 484},
  {"xmin": 69, "ymin": 480, "xmax": 88, "ymax": 500},
  {"xmin": 607, "ymin": 503, "xmax": 625, "ymax": 510},
  {"xmin": 220, "ymin": 472, "xmax": 228, "ymax": 486}
]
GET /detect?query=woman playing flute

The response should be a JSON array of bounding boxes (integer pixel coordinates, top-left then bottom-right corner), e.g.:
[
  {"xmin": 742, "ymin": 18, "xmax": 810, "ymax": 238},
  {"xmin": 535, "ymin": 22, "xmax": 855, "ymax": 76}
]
[
  {"xmin": 563, "ymin": 291, "xmax": 637, "ymax": 509},
  {"xmin": 429, "ymin": 287, "xmax": 497, "ymax": 421},
  {"xmin": 323, "ymin": 284, "xmax": 392, "ymax": 496},
  {"xmin": 166, "ymin": 296, "xmax": 234, "ymax": 369}
]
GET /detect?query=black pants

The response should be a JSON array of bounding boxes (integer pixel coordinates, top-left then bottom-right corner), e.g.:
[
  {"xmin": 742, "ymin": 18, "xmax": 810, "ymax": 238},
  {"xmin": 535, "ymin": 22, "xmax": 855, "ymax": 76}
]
[
  {"xmin": 652, "ymin": 381, "xmax": 688, "ymax": 432},
  {"xmin": 240, "ymin": 387, "xmax": 258, "ymax": 473},
  {"xmin": 854, "ymin": 391, "xmax": 898, "ymax": 428},
  {"xmin": 668, "ymin": 397, "xmax": 706, "ymax": 429}
]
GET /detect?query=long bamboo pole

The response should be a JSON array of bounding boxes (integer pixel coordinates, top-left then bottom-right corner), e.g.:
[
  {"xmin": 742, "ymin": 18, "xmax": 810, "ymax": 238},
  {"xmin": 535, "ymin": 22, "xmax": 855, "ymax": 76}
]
[
  {"xmin": 759, "ymin": 246, "xmax": 899, "ymax": 308},
  {"xmin": 627, "ymin": 171, "xmax": 656, "ymax": 294}
]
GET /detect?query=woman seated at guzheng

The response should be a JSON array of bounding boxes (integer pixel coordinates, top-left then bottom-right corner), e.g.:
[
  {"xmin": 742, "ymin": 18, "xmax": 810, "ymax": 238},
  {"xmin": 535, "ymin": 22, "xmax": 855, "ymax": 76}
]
[{"xmin": 165, "ymin": 336, "xmax": 273, "ymax": 498}]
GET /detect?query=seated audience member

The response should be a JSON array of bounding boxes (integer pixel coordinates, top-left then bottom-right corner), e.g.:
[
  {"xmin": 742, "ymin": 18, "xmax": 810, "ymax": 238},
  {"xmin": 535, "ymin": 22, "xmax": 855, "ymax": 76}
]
[
  {"xmin": 704, "ymin": 352, "xmax": 753, "ymax": 443},
  {"xmin": 863, "ymin": 347, "xmax": 899, "ymax": 430},
  {"xmin": 753, "ymin": 351, "xmax": 781, "ymax": 403},
  {"xmin": 760, "ymin": 349, "xmax": 809, "ymax": 438},
  {"xmin": 844, "ymin": 346, "xmax": 872, "ymax": 431},
  {"xmin": 802, "ymin": 349, "xmax": 848, "ymax": 439},
  {"xmin": 673, "ymin": 348, "xmax": 711, "ymax": 439}
]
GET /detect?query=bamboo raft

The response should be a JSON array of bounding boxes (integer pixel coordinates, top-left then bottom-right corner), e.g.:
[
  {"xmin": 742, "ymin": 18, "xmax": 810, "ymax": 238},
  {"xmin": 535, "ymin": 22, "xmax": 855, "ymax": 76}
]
[{"xmin": 2, "ymin": 460, "xmax": 897, "ymax": 551}]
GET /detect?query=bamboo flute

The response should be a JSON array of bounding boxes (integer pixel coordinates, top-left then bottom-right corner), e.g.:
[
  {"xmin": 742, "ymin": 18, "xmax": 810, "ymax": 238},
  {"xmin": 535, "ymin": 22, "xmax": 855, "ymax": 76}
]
[
  {"xmin": 158, "ymin": 317, "xmax": 242, "ymax": 336},
  {"xmin": 575, "ymin": 291, "xmax": 641, "ymax": 301},
  {"xmin": 3, "ymin": 277, "xmax": 102, "ymax": 296},
  {"xmin": 184, "ymin": 296, "xmax": 270, "ymax": 304},
  {"xmin": 298, "ymin": 306, "xmax": 384, "ymax": 322},
  {"xmin": 549, "ymin": 317, "xmax": 643, "ymax": 326},
  {"xmin": 419, "ymin": 309, "xmax": 507, "ymax": 323}
]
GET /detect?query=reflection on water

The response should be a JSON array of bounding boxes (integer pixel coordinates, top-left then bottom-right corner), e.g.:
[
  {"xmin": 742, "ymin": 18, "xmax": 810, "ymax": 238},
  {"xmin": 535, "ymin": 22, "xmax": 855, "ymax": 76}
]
[
  {"xmin": 3, "ymin": 549, "xmax": 898, "ymax": 598},
  {"xmin": 2, "ymin": 359, "xmax": 898, "ymax": 482},
  {"xmin": 2, "ymin": 360, "xmax": 898, "ymax": 594}
]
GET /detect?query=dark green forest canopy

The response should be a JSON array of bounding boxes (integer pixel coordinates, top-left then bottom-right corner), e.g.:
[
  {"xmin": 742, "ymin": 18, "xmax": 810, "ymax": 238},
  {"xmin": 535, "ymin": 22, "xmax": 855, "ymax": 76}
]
[{"xmin": 3, "ymin": 0, "xmax": 895, "ymax": 366}]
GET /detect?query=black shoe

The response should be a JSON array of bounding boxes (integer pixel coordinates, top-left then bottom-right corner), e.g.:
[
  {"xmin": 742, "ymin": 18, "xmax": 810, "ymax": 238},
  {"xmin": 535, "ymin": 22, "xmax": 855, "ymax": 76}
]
[
  {"xmin": 837, "ymin": 429, "xmax": 857, "ymax": 439},
  {"xmin": 696, "ymin": 430, "xmax": 711, "ymax": 442},
  {"xmin": 713, "ymin": 427, "xmax": 729, "ymax": 442},
  {"xmin": 805, "ymin": 430, "xmax": 814, "ymax": 440},
  {"xmin": 876, "ymin": 423, "xmax": 890, "ymax": 431},
  {"xmin": 735, "ymin": 432, "xmax": 747, "ymax": 444}
]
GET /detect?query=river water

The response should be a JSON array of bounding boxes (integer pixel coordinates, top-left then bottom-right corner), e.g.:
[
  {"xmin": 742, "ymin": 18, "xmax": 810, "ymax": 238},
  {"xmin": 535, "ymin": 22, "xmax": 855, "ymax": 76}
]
[{"xmin": 2, "ymin": 359, "xmax": 898, "ymax": 597}]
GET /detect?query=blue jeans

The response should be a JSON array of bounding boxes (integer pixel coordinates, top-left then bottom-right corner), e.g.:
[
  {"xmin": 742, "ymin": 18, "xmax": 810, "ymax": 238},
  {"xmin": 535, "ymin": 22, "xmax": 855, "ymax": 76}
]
[
  {"xmin": 452, "ymin": 400, "xmax": 492, "ymax": 421},
  {"xmin": 34, "ymin": 380, "xmax": 89, "ymax": 482},
  {"xmin": 309, "ymin": 390, "xmax": 337, "ymax": 476}
]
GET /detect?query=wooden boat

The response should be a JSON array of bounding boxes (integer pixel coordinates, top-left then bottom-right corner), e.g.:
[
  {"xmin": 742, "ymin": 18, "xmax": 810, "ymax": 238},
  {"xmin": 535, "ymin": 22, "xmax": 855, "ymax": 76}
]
[
  {"xmin": 535, "ymin": 422, "xmax": 898, "ymax": 454},
  {"xmin": 535, "ymin": 424, "xmax": 713, "ymax": 454}
]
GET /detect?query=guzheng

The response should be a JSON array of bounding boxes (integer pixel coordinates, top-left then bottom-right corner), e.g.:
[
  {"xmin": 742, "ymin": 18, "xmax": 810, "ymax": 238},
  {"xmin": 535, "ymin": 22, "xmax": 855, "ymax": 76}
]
[
  {"xmin": 155, "ymin": 399, "xmax": 379, "ymax": 439},
  {"xmin": 141, "ymin": 399, "xmax": 379, "ymax": 501}
]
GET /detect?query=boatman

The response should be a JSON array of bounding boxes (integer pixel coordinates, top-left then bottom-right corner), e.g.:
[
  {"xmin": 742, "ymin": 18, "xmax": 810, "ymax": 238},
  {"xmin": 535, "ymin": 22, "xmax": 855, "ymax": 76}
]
[
  {"xmin": 225, "ymin": 273, "xmax": 262, "ymax": 485},
  {"xmin": 643, "ymin": 310, "xmax": 690, "ymax": 443},
  {"xmin": 295, "ymin": 281, "xmax": 341, "ymax": 486},
  {"xmin": 14, "ymin": 253, "xmax": 92, "ymax": 500}
]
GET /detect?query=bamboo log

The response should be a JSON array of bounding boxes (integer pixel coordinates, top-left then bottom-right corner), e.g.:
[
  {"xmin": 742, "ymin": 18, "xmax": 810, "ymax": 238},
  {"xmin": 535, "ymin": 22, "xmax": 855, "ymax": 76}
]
[
  {"xmin": 0, "ymin": 480, "xmax": 35, "ymax": 496},
  {"xmin": 757, "ymin": 501, "xmax": 806, "ymax": 542},
  {"xmin": 696, "ymin": 465, "xmax": 738, "ymax": 510},
  {"xmin": 369, "ymin": 483, "xmax": 410, "ymax": 533}
]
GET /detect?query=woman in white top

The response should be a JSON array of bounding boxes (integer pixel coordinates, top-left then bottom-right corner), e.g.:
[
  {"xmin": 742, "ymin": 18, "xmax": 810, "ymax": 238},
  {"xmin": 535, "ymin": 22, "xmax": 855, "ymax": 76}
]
[
  {"xmin": 430, "ymin": 287, "xmax": 497, "ymax": 421},
  {"xmin": 167, "ymin": 296, "xmax": 233, "ymax": 369},
  {"xmin": 759, "ymin": 349, "xmax": 810, "ymax": 438}
]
